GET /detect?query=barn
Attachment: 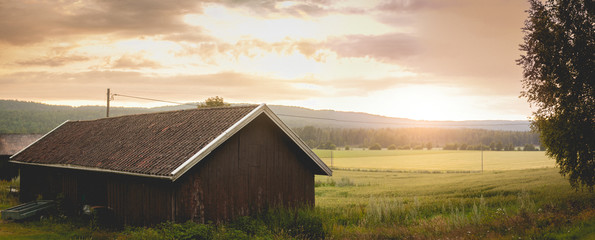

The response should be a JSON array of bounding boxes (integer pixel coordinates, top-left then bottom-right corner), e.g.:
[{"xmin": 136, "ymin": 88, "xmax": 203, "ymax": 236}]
[
  {"xmin": 9, "ymin": 104, "xmax": 332, "ymax": 225},
  {"xmin": 0, "ymin": 134, "xmax": 43, "ymax": 180}
]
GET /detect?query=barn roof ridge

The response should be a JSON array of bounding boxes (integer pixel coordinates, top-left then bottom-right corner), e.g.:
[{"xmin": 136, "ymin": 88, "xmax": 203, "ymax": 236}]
[
  {"xmin": 10, "ymin": 103, "xmax": 332, "ymax": 180},
  {"xmin": 71, "ymin": 104, "xmax": 260, "ymax": 123}
]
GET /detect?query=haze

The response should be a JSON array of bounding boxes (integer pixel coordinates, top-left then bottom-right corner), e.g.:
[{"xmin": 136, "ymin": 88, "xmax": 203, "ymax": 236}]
[{"xmin": 0, "ymin": 0, "xmax": 531, "ymax": 121}]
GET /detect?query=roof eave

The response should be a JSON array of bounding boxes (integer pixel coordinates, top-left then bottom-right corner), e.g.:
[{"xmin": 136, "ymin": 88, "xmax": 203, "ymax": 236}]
[
  {"xmin": 10, "ymin": 160, "xmax": 173, "ymax": 180},
  {"xmin": 10, "ymin": 120, "xmax": 70, "ymax": 160}
]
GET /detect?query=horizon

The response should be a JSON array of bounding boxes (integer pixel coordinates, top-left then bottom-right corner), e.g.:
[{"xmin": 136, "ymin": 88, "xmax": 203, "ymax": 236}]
[
  {"xmin": 2, "ymin": 98, "xmax": 531, "ymax": 122},
  {"xmin": 0, "ymin": 1, "xmax": 532, "ymax": 121}
]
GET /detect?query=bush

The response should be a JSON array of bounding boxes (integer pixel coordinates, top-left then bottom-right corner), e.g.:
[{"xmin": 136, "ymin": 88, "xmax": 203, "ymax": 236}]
[
  {"xmin": 369, "ymin": 143, "xmax": 382, "ymax": 150},
  {"xmin": 398, "ymin": 145, "xmax": 411, "ymax": 150},
  {"xmin": 229, "ymin": 216, "xmax": 265, "ymax": 236},
  {"xmin": 459, "ymin": 143, "xmax": 468, "ymax": 150},
  {"xmin": 156, "ymin": 221, "xmax": 214, "ymax": 240},
  {"xmin": 387, "ymin": 144, "xmax": 397, "ymax": 150},
  {"xmin": 524, "ymin": 144, "xmax": 537, "ymax": 151},
  {"xmin": 318, "ymin": 142, "xmax": 336, "ymax": 150},
  {"xmin": 261, "ymin": 208, "xmax": 326, "ymax": 239},
  {"xmin": 443, "ymin": 143, "xmax": 459, "ymax": 150}
]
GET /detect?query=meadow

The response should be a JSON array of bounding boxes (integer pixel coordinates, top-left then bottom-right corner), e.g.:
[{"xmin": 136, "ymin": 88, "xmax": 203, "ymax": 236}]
[
  {"xmin": 314, "ymin": 149, "xmax": 555, "ymax": 172},
  {"xmin": 0, "ymin": 150, "xmax": 593, "ymax": 239}
]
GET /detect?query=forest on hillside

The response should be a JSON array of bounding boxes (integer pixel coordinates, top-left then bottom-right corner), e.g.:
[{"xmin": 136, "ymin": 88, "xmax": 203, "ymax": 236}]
[
  {"xmin": 0, "ymin": 100, "xmax": 540, "ymax": 150},
  {"xmin": 0, "ymin": 100, "xmax": 154, "ymax": 134},
  {"xmin": 293, "ymin": 126, "xmax": 541, "ymax": 150}
]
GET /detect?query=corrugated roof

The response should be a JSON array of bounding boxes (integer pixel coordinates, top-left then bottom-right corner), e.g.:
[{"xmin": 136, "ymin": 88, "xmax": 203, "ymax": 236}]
[{"xmin": 10, "ymin": 104, "xmax": 332, "ymax": 180}]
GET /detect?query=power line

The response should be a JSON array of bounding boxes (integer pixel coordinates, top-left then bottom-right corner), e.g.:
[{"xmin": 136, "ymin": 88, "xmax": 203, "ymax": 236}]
[
  {"xmin": 112, "ymin": 93, "xmax": 200, "ymax": 107},
  {"xmin": 107, "ymin": 91, "xmax": 528, "ymax": 127}
]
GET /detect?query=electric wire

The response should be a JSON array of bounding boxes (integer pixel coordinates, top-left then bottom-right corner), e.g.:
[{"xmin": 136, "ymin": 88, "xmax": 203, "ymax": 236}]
[{"xmin": 111, "ymin": 93, "xmax": 529, "ymax": 127}]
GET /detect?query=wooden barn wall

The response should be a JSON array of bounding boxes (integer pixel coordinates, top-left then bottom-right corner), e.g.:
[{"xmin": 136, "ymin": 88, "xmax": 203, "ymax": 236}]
[
  {"xmin": 175, "ymin": 114, "xmax": 315, "ymax": 223},
  {"xmin": 19, "ymin": 165, "xmax": 174, "ymax": 226},
  {"xmin": 106, "ymin": 175, "xmax": 174, "ymax": 226},
  {"xmin": 18, "ymin": 113, "xmax": 318, "ymax": 225},
  {"xmin": 0, "ymin": 155, "xmax": 19, "ymax": 181}
]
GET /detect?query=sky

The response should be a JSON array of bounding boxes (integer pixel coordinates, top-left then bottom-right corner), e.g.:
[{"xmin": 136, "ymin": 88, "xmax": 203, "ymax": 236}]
[{"xmin": 0, "ymin": 0, "xmax": 532, "ymax": 121}]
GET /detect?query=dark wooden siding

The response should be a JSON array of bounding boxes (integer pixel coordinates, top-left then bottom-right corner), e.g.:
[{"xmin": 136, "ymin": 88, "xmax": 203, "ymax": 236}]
[
  {"xmin": 175, "ymin": 114, "xmax": 315, "ymax": 223},
  {"xmin": 19, "ymin": 166, "xmax": 175, "ymax": 226},
  {"xmin": 0, "ymin": 155, "xmax": 18, "ymax": 181},
  {"xmin": 106, "ymin": 176, "xmax": 174, "ymax": 226},
  {"xmin": 18, "ymin": 112, "xmax": 318, "ymax": 225}
]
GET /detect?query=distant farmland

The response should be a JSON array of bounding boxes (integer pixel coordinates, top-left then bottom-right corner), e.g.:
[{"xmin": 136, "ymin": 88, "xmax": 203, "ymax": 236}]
[{"xmin": 314, "ymin": 149, "xmax": 554, "ymax": 172}]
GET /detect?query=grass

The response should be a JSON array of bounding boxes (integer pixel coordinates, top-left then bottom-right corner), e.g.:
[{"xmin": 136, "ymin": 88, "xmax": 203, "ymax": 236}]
[
  {"xmin": 0, "ymin": 150, "xmax": 593, "ymax": 239},
  {"xmin": 314, "ymin": 149, "xmax": 554, "ymax": 171},
  {"xmin": 314, "ymin": 168, "xmax": 594, "ymax": 238}
]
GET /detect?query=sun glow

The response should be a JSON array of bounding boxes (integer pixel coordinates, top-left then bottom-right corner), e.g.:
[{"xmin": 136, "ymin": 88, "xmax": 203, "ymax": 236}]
[
  {"xmin": 183, "ymin": 5, "xmax": 396, "ymax": 43},
  {"xmin": 376, "ymin": 86, "xmax": 474, "ymax": 121}
]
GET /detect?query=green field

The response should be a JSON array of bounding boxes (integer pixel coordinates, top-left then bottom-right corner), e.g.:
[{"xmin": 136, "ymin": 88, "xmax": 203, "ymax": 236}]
[
  {"xmin": 314, "ymin": 149, "xmax": 555, "ymax": 172},
  {"xmin": 314, "ymin": 168, "xmax": 594, "ymax": 238},
  {"xmin": 0, "ymin": 150, "xmax": 593, "ymax": 239}
]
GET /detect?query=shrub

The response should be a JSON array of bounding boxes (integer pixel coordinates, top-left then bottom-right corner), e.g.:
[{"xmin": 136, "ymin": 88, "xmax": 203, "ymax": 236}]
[
  {"xmin": 398, "ymin": 145, "xmax": 411, "ymax": 150},
  {"xmin": 387, "ymin": 144, "xmax": 397, "ymax": 150},
  {"xmin": 523, "ymin": 144, "xmax": 537, "ymax": 151},
  {"xmin": 369, "ymin": 143, "xmax": 382, "ymax": 150},
  {"xmin": 261, "ymin": 207, "xmax": 326, "ymax": 239},
  {"xmin": 443, "ymin": 143, "xmax": 459, "ymax": 150},
  {"xmin": 229, "ymin": 216, "xmax": 265, "ymax": 236},
  {"xmin": 318, "ymin": 142, "xmax": 336, "ymax": 150},
  {"xmin": 155, "ymin": 221, "xmax": 214, "ymax": 240}
]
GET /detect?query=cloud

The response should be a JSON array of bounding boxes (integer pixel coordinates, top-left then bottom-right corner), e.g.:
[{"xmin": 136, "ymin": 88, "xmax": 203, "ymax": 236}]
[
  {"xmin": 0, "ymin": 0, "xmax": 202, "ymax": 45},
  {"xmin": 17, "ymin": 55, "xmax": 90, "ymax": 67},
  {"xmin": 174, "ymin": 33, "xmax": 419, "ymax": 65},
  {"xmin": 376, "ymin": 0, "xmax": 450, "ymax": 12},
  {"xmin": 0, "ymin": 71, "xmax": 321, "ymax": 102},
  {"xmin": 325, "ymin": 33, "xmax": 419, "ymax": 62},
  {"xmin": 110, "ymin": 53, "xmax": 162, "ymax": 69},
  {"xmin": 214, "ymin": 0, "xmax": 331, "ymax": 17}
]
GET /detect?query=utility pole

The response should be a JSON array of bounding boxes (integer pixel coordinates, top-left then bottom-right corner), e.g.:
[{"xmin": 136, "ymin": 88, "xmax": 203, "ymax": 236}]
[
  {"xmin": 331, "ymin": 150, "xmax": 333, "ymax": 169},
  {"xmin": 106, "ymin": 88, "xmax": 110, "ymax": 118}
]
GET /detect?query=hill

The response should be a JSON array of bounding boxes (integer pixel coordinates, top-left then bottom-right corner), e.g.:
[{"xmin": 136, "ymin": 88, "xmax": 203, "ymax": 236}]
[
  {"xmin": 268, "ymin": 105, "xmax": 530, "ymax": 131},
  {"xmin": 0, "ymin": 100, "xmax": 530, "ymax": 134}
]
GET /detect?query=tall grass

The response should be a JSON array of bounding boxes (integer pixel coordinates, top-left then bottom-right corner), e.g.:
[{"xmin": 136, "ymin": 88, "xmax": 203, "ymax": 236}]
[
  {"xmin": 1, "ymin": 168, "xmax": 593, "ymax": 239},
  {"xmin": 314, "ymin": 168, "xmax": 594, "ymax": 239},
  {"xmin": 0, "ymin": 176, "xmax": 19, "ymax": 210}
]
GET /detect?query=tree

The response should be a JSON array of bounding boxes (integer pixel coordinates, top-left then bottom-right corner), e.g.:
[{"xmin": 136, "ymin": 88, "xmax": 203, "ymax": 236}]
[
  {"xmin": 425, "ymin": 142, "xmax": 433, "ymax": 150},
  {"xmin": 524, "ymin": 144, "xmax": 537, "ymax": 151},
  {"xmin": 496, "ymin": 141, "xmax": 504, "ymax": 151},
  {"xmin": 387, "ymin": 144, "xmax": 397, "ymax": 150},
  {"xmin": 199, "ymin": 96, "xmax": 230, "ymax": 108},
  {"xmin": 318, "ymin": 142, "xmax": 336, "ymax": 150},
  {"xmin": 369, "ymin": 143, "xmax": 382, "ymax": 150},
  {"xmin": 518, "ymin": 0, "xmax": 594, "ymax": 189}
]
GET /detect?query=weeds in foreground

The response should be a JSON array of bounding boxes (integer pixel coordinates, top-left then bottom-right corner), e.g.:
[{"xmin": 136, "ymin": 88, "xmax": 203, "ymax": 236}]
[
  {"xmin": 2, "ymin": 169, "xmax": 594, "ymax": 239},
  {"xmin": 0, "ymin": 177, "xmax": 20, "ymax": 210}
]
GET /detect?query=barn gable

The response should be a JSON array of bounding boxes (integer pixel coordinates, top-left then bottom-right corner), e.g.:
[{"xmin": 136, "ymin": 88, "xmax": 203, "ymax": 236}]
[{"xmin": 10, "ymin": 104, "xmax": 332, "ymax": 180}]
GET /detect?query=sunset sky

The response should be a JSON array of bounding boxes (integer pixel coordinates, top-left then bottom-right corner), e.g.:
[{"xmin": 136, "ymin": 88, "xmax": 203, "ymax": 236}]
[{"xmin": 0, "ymin": 0, "xmax": 531, "ymax": 121}]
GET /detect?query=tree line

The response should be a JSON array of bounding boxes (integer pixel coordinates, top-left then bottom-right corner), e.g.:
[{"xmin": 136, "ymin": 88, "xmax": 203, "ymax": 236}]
[{"xmin": 292, "ymin": 126, "xmax": 541, "ymax": 150}]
